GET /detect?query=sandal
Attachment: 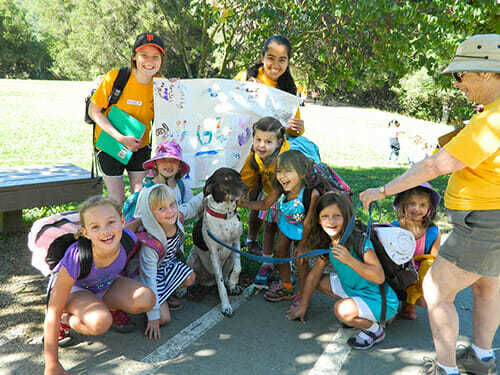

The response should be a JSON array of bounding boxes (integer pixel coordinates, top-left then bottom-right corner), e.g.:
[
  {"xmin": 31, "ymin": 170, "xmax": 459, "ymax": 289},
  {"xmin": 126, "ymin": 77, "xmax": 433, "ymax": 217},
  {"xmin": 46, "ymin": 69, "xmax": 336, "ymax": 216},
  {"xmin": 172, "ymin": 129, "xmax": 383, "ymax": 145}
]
[
  {"xmin": 347, "ymin": 328, "xmax": 385, "ymax": 350},
  {"xmin": 167, "ymin": 296, "xmax": 183, "ymax": 311},
  {"xmin": 246, "ymin": 240, "xmax": 263, "ymax": 256}
]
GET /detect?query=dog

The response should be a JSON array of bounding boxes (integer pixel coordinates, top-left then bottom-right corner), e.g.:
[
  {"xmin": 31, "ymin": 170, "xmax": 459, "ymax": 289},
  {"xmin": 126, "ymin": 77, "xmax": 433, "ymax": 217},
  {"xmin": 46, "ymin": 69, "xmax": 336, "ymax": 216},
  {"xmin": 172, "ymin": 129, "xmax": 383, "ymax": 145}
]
[{"xmin": 187, "ymin": 167, "xmax": 248, "ymax": 317}]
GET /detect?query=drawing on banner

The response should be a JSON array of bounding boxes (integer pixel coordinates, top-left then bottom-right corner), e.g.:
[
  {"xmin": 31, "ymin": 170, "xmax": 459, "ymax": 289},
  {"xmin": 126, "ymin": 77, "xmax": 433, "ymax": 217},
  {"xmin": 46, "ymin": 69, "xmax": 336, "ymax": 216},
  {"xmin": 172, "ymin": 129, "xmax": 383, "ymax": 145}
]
[{"xmin": 153, "ymin": 78, "xmax": 299, "ymax": 187}]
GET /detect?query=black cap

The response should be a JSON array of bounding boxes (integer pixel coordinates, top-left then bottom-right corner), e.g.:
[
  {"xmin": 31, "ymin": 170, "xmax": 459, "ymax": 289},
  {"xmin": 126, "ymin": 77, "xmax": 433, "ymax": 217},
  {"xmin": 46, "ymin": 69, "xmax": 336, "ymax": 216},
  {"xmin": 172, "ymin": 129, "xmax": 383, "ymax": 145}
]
[{"xmin": 133, "ymin": 33, "xmax": 165, "ymax": 55}]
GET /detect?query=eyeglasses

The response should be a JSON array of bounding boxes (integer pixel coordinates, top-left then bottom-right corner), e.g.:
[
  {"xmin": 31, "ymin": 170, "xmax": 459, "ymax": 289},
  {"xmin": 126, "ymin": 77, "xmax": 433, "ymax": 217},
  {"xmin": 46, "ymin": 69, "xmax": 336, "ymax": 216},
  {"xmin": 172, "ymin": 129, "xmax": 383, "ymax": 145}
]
[{"xmin": 453, "ymin": 72, "xmax": 465, "ymax": 83}]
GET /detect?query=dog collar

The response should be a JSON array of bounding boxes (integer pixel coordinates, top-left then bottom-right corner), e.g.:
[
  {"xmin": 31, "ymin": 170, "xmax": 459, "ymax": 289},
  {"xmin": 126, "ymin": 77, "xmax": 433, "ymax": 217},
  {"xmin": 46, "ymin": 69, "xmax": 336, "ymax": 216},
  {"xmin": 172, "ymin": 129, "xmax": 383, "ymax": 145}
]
[{"xmin": 205, "ymin": 206, "xmax": 228, "ymax": 219}]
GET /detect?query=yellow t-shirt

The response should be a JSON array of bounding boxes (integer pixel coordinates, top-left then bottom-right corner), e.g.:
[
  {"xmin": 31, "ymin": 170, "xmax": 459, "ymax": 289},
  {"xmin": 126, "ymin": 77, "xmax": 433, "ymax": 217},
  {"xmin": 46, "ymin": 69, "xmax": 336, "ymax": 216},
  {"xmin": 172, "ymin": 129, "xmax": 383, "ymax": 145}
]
[
  {"xmin": 444, "ymin": 96, "xmax": 500, "ymax": 210},
  {"xmin": 240, "ymin": 136, "xmax": 290, "ymax": 195},
  {"xmin": 91, "ymin": 69, "xmax": 160, "ymax": 149},
  {"xmin": 233, "ymin": 67, "xmax": 303, "ymax": 136}
]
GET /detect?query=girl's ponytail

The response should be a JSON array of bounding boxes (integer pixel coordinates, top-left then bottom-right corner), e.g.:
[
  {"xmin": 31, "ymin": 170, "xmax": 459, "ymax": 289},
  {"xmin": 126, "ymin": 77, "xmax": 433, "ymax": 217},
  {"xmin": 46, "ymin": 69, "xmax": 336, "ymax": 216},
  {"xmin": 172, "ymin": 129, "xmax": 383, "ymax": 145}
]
[{"xmin": 77, "ymin": 236, "xmax": 93, "ymax": 280}]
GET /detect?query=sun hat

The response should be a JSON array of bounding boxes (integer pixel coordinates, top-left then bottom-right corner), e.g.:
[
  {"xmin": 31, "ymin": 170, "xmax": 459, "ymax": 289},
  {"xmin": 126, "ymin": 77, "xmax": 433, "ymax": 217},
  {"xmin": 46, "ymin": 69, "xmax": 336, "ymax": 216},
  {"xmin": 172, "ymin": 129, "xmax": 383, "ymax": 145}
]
[
  {"xmin": 143, "ymin": 141, "xmax": 190, "ymax": 178},
  {"xmin": 374, "ymin": 226, "xmax": 416, "ymax": 265},
  {"xmin": 393, "ymin": 182, "xmax": 441, "ymax": 213},
  {"xmin": 442, "ymin": 34, "xmax": 500, "ymax": 74},
  {"xmin": 133, "ymin": 32, "xmax": 165, "ymax": 56}
]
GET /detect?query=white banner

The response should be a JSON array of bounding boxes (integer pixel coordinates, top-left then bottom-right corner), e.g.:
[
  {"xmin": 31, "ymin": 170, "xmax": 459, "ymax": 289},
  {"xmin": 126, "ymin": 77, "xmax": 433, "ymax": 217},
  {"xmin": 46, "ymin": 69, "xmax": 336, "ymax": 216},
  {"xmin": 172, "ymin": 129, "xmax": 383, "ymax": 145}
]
[{"xmin": 153, "ymin": 78, "xmax": 300, "ymax": 187}]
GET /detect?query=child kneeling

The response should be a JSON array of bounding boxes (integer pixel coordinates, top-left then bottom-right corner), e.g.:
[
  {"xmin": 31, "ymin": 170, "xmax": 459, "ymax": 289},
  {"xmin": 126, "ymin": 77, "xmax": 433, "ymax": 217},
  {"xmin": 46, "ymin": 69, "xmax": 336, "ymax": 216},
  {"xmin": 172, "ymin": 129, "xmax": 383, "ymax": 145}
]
[
  {"xmin": 287, "ymin": 192, "xmax": 399, "ymax": 350},
  {"xmin": 133, "ymin": 184, "xmax": 196, "ymax": 340}
]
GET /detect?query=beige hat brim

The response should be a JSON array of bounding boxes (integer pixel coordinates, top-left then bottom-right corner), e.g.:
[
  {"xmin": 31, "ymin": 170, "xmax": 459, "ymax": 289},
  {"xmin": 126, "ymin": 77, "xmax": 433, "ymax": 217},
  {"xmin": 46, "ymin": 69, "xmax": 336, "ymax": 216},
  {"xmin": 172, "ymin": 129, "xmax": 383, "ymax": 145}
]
[{"xmin": 442, "ymin": 58, "xmax": 500, "ymax": 74}]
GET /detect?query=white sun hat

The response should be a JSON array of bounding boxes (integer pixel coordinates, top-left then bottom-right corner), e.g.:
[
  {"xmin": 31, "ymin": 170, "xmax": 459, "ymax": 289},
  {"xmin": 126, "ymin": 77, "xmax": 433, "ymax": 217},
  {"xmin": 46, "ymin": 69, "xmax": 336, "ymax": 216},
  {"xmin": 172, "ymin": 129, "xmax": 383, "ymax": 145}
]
[
  {"xmin": 374, "ymin": 226, "xmax": 416, "ymax": 265},
  {"xmin": 442, "ymin": 34, "xmax": 500, "ymax": 74}
]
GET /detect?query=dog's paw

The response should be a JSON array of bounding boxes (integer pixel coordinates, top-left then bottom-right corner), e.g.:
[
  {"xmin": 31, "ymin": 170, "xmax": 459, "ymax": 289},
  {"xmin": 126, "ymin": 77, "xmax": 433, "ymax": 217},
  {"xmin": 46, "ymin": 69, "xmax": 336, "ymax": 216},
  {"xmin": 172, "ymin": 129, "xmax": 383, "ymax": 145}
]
[
  {"xmin": 221, "ymin": 304, "xmax": 233, "ymax": 317},
  {"xmin": 229, "ymin": 285, "xmax": 243, "ymax": 296}
]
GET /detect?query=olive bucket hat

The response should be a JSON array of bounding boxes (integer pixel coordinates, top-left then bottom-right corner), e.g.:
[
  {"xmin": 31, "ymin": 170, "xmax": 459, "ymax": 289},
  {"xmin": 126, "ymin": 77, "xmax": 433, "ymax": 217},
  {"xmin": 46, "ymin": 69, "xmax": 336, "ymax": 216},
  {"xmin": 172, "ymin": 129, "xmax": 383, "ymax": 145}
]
[{"xmin": 442, "ymin": 34, "xmax": 500, "ymax": 74}]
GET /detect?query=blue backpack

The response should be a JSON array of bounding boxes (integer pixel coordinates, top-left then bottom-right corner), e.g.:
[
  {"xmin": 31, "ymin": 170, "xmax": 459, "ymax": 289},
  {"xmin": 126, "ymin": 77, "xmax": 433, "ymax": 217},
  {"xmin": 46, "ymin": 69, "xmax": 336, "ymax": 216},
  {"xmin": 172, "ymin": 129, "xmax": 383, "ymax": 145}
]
[{"xmin": 123, "ymin": 178, "xmax": 185, "ymax": 222}]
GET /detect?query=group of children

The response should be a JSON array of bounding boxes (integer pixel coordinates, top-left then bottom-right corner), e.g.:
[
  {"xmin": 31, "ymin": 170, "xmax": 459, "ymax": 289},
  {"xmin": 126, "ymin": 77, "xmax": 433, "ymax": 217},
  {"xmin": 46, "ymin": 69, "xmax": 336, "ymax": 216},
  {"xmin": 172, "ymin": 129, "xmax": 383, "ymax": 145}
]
[{"xmin": 44, "ymin": 33, "xmax": 443, "ymax": 374}]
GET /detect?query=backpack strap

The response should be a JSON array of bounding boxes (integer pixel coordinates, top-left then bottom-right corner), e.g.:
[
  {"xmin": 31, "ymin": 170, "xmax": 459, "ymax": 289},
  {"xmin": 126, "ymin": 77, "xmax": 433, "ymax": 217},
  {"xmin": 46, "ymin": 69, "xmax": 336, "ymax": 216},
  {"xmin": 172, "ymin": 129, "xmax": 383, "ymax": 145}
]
[
  {"xmin": 424, "ymin": 225, "xmax": 439, "ymax": 254},
  {"xmin": 177, "ymin": 178, "xmax": 186, "ymax": 203}
]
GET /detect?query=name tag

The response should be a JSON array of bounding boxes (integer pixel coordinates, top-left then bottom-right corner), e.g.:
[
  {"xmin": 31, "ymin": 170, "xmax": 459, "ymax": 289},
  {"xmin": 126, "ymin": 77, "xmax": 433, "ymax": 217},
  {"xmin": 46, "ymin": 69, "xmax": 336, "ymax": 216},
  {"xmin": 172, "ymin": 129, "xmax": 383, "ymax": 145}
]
[{"xmin": 127, "ymin": 99, "xmax": 142, "ymax": 106}]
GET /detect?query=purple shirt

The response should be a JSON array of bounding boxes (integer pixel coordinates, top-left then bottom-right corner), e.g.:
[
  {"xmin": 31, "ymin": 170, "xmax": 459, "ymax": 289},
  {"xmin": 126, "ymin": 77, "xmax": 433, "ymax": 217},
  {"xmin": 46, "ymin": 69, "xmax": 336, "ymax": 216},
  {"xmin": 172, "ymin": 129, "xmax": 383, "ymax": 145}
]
[{"xmin": 55, "ymin": 229, "xmax": 136, "ymax": 295}]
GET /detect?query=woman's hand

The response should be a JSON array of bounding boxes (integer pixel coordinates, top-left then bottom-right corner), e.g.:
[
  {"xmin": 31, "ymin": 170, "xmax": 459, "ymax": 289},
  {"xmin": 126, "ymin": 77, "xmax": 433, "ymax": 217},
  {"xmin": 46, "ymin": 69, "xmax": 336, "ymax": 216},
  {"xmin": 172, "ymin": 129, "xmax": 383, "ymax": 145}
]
[
  {"xmin": 359, "ymin": 188, "xmax": 385, "ymax": 210},
  {"xmin": 145, "ymin": 319, "xmax": 161, "ymax": 340},
  {"xmin": 287, "ymin": 117, "xmax": 304, "ymax": 134},
  {"xmin": 330, "ymin": 244, "xmax": 354, "ymax": 266},
  {"xmin": 45, "ymin": 360, "xmax": 71, "ymax": 375},
  {"xmin": 121, "ymin": 136, "xmax": 142, "ymax": 153}
]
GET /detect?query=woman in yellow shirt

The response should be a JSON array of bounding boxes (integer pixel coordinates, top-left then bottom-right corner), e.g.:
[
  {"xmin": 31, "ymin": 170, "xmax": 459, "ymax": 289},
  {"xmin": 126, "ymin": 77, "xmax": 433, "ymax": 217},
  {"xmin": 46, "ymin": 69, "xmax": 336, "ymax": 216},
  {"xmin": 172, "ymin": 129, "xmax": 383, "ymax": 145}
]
[{"xmin": 89, "ymin": 33, "xmax": 164, "ymax": 204}]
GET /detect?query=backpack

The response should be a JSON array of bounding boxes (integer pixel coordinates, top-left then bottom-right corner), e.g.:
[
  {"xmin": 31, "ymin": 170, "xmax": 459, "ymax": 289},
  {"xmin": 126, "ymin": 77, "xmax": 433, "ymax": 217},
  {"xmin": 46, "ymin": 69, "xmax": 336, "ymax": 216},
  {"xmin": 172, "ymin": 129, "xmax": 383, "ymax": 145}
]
[
  {"xmin": 84, "ymin": 66, "xmax": 131, "ymax": 125},
  {"xmin": 28, "ymin": 211, "xmax": 135, "ymax": 279},
  {"xmin": 350, "ymin": 219, "xmax": 418, "ymax": 325},
  {"xmin": 123, "ymin": 178, "xmax": 186, "ymax": 222},
  {"xmin": 286, "ymin": 134, "xmax": 353, "ymax": 203}
]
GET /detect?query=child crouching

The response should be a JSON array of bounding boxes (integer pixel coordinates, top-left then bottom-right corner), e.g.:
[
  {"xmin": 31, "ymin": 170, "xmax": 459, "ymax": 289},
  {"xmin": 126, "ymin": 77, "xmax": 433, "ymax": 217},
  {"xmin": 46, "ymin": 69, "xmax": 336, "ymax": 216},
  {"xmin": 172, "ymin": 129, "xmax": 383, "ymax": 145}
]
[{"xmin": 133, "ymin": 184, "xmax": 196, "ymax": 340}]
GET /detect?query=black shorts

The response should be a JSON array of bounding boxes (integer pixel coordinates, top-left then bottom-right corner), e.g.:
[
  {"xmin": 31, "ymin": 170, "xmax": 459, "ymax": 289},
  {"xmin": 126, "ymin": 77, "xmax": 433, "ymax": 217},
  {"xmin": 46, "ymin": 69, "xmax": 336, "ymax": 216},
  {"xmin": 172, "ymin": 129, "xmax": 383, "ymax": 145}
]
[{"xmin": 96, "ymin": 146, "xmax": 151, "ymax": 177}]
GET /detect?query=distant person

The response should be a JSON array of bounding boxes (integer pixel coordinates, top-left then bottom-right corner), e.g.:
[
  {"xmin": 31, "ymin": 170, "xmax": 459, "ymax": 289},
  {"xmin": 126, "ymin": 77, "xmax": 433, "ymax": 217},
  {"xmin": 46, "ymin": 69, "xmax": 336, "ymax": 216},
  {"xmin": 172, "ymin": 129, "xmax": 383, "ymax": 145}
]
[
  {"xmin": 387, "ymin": 119, "xmax": 401, "ymax": 162},
  {"xmin": 132, "ymin": 184, "xmax": 196, "ymax": 340},
  {"xmin": 233, "ymin": 35, "xmax": 305, "ymax": 258},
  {"xmin": 391, "ymin": 183, "xmax": 441, "ymax": 320},
  {"xmin": 44, "ymin": 196, "xmax": 155, "ymax": 375},
  {"xmin": 360, "ymin": 34, "xmax": 500, "ymax": 375},
  {"xmin": 88, "ymin": 32, "xmax": 165, "ymax": 204},
  {"xmin": 287, "ymin": 192, "xmax": 399, "ymax": 350}
]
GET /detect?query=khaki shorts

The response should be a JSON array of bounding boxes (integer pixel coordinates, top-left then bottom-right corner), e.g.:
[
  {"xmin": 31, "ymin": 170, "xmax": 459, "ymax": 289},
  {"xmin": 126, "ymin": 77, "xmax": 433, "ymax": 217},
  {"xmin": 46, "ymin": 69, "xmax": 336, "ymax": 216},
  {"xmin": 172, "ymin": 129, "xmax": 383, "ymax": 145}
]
[{"xmin": 440, "ymin": 209, "xmax": 500, "ymax": 277}]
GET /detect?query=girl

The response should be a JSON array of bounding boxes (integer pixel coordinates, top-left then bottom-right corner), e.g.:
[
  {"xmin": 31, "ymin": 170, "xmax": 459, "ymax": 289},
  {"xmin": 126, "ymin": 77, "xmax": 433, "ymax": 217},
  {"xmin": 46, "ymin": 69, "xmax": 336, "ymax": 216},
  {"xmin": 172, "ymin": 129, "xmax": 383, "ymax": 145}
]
[
  {"xmin": 89, "ymin": 32, "xmax": 165, "ymax": 204},
  {"xmin": 133, "ymin": 184, "xmax": 196, "ymax": 340},
  {"xmin": 123, "ymin": 141, "xmax": 194, "ymax": 223},
  {"xmin": 239, "ymin": 116, "xmax": 290, "ymax": 287},
  {"xmin": 44, "ymin": 196, "xmax": 155, "ymax": 375},
  {"xmin": 287, "ymin": 193, "xmax": 399, "ymax": 350},
  {"xmin": 392, "ymin": 183, "xmax": 441, "ymax": 320},
  {"xmin": 239, "ymin": 150, "xmax": 327, "ymax": 303},
  {"xmin": 234, "ymin": 35, "xmax": 305, "ymax": 256}
]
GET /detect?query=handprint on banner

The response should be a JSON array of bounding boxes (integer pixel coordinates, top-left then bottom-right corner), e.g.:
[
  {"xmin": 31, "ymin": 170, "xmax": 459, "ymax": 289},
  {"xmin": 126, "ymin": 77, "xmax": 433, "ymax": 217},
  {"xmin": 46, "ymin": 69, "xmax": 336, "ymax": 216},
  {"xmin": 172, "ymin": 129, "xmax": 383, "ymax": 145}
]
[
  {"xmin": 214, "ymin": 117, "xmax": 231, "ymax": 144},
  {"xmin": 237, "ymin": 118, "xmax": 251, "ymax": 146},
  {"xmin": 197, "ymin": 125, "xmax": 213, "ymax": 145}
]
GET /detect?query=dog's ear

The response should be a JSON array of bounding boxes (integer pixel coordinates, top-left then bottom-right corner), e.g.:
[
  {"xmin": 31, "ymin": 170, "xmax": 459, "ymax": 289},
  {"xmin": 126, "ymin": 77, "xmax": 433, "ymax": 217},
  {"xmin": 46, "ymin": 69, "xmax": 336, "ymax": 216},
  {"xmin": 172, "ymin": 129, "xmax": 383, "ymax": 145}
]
[{"xmin": 203, "ymin": 174, "xmax": 215, "ymax": 197}]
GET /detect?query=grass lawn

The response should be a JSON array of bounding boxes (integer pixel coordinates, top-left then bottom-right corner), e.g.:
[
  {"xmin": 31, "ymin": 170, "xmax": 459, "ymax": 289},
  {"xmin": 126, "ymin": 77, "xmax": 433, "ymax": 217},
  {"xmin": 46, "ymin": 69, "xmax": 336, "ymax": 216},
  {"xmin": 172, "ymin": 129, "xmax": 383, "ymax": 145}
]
[{"xmin": 0, "ymin": 79, "xmax": 452, "ymax": 342}]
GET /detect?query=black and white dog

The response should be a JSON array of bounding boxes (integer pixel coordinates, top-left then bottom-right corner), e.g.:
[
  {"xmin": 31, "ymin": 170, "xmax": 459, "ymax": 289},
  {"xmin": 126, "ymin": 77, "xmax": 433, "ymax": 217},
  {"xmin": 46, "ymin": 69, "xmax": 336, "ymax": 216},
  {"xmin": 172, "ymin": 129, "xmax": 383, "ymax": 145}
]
[{"xmin": 187, "ymin": 168, "xmax": 248, "ymax": 317}]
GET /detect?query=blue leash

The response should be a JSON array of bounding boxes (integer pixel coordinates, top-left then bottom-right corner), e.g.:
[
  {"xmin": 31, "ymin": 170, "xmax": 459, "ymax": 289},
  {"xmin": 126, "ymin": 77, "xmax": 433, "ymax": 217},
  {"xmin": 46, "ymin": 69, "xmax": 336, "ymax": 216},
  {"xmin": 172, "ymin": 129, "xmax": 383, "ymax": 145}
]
[{"xmin": 206, "ymin": 203, "xmax": 373, "ymax": 264}]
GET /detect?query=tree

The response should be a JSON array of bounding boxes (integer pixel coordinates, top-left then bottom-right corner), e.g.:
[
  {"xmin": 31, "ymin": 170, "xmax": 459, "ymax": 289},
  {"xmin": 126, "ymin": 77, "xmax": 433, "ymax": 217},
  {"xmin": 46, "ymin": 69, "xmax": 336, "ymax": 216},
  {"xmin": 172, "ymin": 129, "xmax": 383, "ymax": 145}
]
[{"xmin": 0, "ymin": 0, "xmax": 52, "ymax": 78}]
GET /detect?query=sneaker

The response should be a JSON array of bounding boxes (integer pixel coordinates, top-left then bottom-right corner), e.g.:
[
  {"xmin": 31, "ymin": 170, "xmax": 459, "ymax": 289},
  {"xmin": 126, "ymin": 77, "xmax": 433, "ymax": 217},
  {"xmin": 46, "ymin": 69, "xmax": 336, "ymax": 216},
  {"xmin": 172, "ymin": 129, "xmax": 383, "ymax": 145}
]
[
  {"xmin": 110, "ymin": 309, "xmax": 136, "ymax": 333},
  {"xmin": 457, "ymin": 345, "xmax": 498, "ymax": 375},
  {"xmin": 58, "ymin": 322, "xmax": 73, "ymax": 347},
  {"xmin": 246, "ymin": 240, "xmax": 263, "ymax": 256},
  {"xmin": 347, "ymin": 328, "xmax": 385, "ymax": 350},
  {"xmin": 254, "ymin": 263, "xmax": 273, "ymax": 287},
  {"xmin": 264, "ymin": 285, "xmax": 296, "ymax": 302},
  {"xmin": 420, "ymin": 358, "xmax": 449, "ymax": 375}
]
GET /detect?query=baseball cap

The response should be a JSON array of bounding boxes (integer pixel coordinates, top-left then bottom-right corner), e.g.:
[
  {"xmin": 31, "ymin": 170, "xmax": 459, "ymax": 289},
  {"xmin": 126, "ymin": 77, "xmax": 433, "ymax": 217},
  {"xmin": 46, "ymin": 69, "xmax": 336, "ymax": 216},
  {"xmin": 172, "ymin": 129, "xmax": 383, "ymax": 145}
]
[
  {"xmin": 442, "ymin": 34, "xmax": 500, "ymax": 74},
  {"xmin": 133, "ymin": 32, "xmax": 165, "ymax": 55}
]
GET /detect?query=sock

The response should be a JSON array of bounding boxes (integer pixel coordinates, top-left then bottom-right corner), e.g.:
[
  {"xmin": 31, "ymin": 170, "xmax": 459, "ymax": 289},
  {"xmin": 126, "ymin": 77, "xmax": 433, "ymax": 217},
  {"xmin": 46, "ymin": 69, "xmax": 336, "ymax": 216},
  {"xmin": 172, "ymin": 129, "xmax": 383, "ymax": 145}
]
[
  {"xmin": 472, "ymin": 344, "xmax": 495, "ymax": 362},
  {"xmin": 282, "ymin": 282, "xmax": 293, "ymax": 290},
  {"xmin": 437, "ymin": 363, "xmax": 460, "ymax": 375},
  {"xmin": 366, "ymin": 322, "xmax": 381, "ymax": 334}
]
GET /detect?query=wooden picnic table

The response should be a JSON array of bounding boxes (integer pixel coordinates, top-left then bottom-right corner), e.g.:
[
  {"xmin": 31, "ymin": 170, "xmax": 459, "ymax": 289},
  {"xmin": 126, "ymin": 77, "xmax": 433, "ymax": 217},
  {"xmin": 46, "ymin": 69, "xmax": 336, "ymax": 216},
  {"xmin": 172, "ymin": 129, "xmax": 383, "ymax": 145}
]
[{"xmin": 0, "ymin": 164, "xmax": 102, "ymax": 234}]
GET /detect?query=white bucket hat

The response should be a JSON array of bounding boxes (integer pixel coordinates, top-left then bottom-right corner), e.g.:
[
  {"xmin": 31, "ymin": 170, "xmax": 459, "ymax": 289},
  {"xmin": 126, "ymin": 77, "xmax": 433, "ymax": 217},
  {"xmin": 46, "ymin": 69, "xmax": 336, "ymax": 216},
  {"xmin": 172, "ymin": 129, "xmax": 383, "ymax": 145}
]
[
  {"xmin": 442, "ymin": 34, "xmax": 500, "ymax": 74},
  {"xmin": 374, "ymin": 226, "xmax": 416, "ymax": 265}
]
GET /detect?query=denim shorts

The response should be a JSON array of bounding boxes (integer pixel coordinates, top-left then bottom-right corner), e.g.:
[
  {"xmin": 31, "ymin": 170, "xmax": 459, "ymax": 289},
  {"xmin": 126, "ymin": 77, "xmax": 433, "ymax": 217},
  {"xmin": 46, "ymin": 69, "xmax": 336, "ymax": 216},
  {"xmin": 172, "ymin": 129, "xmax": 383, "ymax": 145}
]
[{"xmin": 440, "ymin": 209, "xmax": 500, "ymax": 277}]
